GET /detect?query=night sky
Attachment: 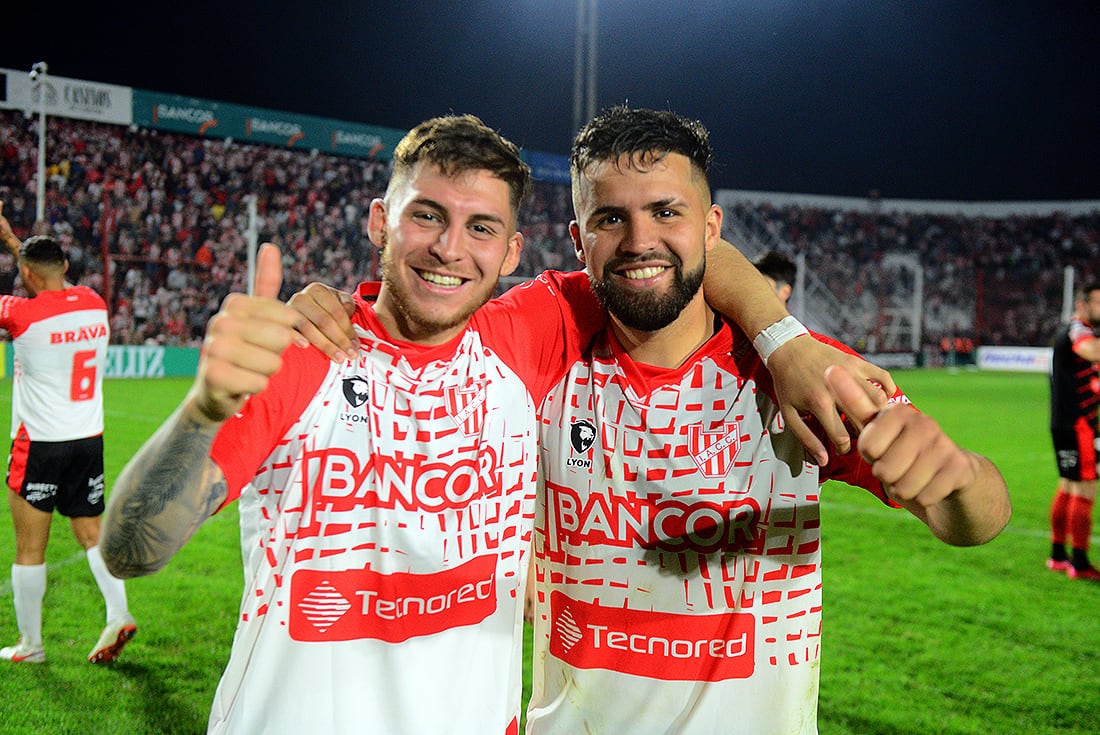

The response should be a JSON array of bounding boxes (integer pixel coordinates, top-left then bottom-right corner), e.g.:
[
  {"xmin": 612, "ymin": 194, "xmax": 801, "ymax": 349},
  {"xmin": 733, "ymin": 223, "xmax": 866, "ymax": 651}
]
[{"xmin": 5, "ymin": 0, "xmax": 1098, "ymax": 201}]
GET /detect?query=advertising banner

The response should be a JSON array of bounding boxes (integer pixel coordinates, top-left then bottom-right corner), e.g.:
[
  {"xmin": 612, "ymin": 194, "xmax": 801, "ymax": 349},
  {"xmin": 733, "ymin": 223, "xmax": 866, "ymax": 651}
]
[
  {"xmin": 0, "ymin": 67, "xmax": 132, "ymax": 125},
  {"xmin": 132, "ymin": 90, "xmax": 405, "ymax": 160}
]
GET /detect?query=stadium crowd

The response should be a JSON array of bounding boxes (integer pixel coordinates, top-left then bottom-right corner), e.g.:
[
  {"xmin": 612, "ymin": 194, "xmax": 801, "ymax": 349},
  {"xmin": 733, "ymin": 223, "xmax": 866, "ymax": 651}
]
[
  {"xmin": 1, "ymin": 108, "xmax": 1098, "ymax": 350},
  {"xmin": 728, "ymin": 200, "xmax": 1100, "ymax": 349},
  {"xmin": 0, "ymin": 109, "xmax": 579, "ymax": 347}
]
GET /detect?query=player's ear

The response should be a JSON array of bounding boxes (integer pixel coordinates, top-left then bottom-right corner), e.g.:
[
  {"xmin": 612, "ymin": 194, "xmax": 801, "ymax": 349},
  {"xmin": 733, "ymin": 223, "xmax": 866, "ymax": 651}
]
[
  {"xmin": 499, "ymin": 231, "xmax": 524, "ymax": 277},
  {"xmin": 367, "ymin": 198, "xmax": 387, "ymax": 249},
  {"xmin": 569, "ymin": 221, "xmax": 587, "ymax": 265},
  {"xmin": 704, "ymin": 204, "xmax": 722, "ymax": 253}
]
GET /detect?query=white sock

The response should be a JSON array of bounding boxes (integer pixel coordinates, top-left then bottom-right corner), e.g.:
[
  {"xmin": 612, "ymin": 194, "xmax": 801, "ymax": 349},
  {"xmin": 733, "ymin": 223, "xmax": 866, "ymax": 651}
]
[
  {"xmin": 11, "ymin": 563, "xmax": 46, "ymax": 647},
  {"xmin": 86, "ymin": 546, "xmax": 129, "ymax": 624}
]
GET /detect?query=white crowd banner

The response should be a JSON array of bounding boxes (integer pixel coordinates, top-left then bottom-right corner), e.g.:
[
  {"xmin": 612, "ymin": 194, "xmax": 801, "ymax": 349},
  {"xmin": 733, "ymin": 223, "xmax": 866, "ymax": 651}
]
[{"xmin": 1, "ymin": 67, "xmax": 133, "ymax": 126}]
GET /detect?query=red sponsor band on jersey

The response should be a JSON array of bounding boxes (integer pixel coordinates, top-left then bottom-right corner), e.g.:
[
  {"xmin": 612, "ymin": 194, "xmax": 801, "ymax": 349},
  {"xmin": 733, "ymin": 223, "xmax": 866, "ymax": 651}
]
[
  {"xmin": 547, "ymin": 482, "xmax": 760, "ymax": 554},
  {"xmin": 298, "ymin": 444, "xmax": 505, "ymax": 515},
  {"xmin": 549, "ymin": 592, "xmax": 754, "ymax": 681},
  {"xmin": 289, "ymin": 555, "xmax": 498, "ymax": 643},
  {"xmin": 49, "ymin": 323, "xmax": 107, "ymax": 344}
]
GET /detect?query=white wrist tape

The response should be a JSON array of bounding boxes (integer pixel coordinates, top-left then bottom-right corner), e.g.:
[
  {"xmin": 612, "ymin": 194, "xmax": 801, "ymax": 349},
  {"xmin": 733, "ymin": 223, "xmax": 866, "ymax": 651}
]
[{"xmin": 753, "ymin": 316, "xmax": 809, "ymax": 366}]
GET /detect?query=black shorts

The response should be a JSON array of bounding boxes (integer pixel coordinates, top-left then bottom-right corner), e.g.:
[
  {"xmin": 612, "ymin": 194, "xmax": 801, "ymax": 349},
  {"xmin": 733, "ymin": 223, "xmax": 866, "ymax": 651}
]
[
  {"xmin": 1051, "ymin": 418, "xmax": 1098, "ymax": 482},
  {"xmin": 6, "ymin": 433, "xmax": 105, "ymax": 516}
]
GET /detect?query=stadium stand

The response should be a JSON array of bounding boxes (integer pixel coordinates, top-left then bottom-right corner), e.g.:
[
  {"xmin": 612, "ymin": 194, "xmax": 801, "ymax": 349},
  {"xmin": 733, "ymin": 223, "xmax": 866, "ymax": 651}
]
[
  {"xmin": 723, "ymin": 198, "xmax": 1100, "ymax": 358},
  {"xmin": 2, "ymin": 107, "xmax": 1099, "ymax": 356}
]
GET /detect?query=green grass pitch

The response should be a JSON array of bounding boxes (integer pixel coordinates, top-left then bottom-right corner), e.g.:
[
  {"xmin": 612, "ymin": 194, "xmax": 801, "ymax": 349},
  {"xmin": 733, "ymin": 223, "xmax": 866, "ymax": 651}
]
[{"xmin": 0, "ymin": 370, "xmax": 1096, "ymax": 734}]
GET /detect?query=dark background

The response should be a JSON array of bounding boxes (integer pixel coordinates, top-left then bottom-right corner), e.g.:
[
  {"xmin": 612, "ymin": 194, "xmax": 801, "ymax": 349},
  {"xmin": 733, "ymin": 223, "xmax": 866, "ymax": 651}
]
[{"xmin": 5, "ymin": 0, "xmax": 1097, "ymax": 201}]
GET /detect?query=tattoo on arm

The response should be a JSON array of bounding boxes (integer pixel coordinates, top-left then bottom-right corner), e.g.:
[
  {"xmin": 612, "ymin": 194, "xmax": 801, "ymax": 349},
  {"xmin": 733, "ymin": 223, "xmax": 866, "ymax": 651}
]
[{"xmin": 103, "ymin": 412, "xmax": 230, "ymax": 578}]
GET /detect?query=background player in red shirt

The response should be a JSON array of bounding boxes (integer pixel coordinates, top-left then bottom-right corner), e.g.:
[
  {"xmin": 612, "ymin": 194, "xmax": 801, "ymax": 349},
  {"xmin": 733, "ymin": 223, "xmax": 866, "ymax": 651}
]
[
  {"xmin": 1046, "ymin": 282, "xmax": 1100, "ymax": 580},
  {"xmin": 0, "ymin": 203, "xmax": 136, "ymax": 665}
]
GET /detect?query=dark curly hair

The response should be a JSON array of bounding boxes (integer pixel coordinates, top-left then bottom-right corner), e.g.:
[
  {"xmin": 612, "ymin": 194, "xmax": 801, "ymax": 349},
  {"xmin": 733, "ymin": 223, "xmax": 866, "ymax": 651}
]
[{"xmin": 570, "ymin": 106, "xmax": 713, "ymax": 180}]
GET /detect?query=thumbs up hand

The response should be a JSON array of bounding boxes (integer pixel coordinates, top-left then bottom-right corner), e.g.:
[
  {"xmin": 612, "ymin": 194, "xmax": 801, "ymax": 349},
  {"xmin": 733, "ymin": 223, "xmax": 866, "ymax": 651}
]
[
  {"xmin": 823, "ymin": 363, "xmax": 1011, "ymax": 546},
  {"xmin": 189, "ymin": 244, "xmax": 311, "ymax": 424},
  {"xmin": 824, "ymin": 365, "xmax": 977, "ymax": 511}
]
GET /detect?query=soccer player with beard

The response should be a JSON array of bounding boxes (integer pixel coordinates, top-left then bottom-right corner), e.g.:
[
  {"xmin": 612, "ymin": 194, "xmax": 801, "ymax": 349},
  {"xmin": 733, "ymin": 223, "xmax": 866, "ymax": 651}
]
[
  {"xmin": 101, "ymin": 114, "xmax": 887, "ymax": 735},
  {"xmin": 525, "ymin": 107, "xmax": 1011, "ymax": 734}
]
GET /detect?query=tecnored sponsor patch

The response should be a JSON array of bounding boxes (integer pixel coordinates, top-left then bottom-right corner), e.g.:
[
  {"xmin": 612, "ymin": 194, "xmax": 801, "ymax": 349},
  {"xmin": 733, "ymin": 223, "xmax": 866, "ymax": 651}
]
[
  {"xmin": 289, "ymin": 555, "xmax": 498, "ymax": 643},
  {"xmin": 549, "ymin": 591, "xmax": 755, "ymax": 681}
]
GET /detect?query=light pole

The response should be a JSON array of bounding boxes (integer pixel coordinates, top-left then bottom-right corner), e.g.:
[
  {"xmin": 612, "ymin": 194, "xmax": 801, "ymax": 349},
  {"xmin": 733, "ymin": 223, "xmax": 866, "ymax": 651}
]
[
  {"xmin": 572, "ymin": 0, "xmax": 597, "ymax": 139},
  {"xmin": 29, "ymin": 61, "xmax": 48, "ymax": 228}
]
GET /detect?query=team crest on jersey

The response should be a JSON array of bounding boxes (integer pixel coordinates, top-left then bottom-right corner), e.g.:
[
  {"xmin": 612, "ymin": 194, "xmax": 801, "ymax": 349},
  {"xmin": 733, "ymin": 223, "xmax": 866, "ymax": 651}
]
[
  {"xmin": 686, "ymin": 422, "xmax": 742, "ymax": 478},
  {"xmin": 445, "ymin": 381, "xmax": 486, "ymax": 437},
  {"xmin": 342, "ymin": 376, "xmax": 370, "ymax": 408}
]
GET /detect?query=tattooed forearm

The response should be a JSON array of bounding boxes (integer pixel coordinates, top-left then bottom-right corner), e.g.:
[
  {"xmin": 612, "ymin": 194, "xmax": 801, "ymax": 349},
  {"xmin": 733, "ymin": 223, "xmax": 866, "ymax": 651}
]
[{"xmin": 102, "ymin": 408, "xmax": 230, "ymax": 578}]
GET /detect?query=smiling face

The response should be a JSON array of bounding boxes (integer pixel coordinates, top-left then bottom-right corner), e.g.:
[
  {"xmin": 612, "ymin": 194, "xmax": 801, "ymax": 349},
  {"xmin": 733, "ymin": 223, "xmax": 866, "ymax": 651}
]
[
  {"xmin": 371, "ymin": 161, "xmax": 523, "ymax": 345},
  {"xmin": 570, "ymin": 152, "xmax": 721, "ymax": 332}
]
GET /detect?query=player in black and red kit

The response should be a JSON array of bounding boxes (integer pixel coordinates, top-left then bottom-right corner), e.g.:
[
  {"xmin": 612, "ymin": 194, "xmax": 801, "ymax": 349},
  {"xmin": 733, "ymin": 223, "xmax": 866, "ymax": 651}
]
[{"xmin": 1047, "ymin": 282, "xmax": 1100, "ymax": 580}]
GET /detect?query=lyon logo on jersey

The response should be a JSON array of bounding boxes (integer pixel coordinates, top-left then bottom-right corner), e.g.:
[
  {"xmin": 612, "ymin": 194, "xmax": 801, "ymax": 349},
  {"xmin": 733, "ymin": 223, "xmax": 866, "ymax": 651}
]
[
  {"xmin": 569, "ymin": 420, "xmax": 597, "ymax": 454},
  {"xmin": 342, "ymin": 377, "xmax": 370, "ymax": 408},
  {"xmin": 686, "ymin": 422, "xmax": 742, "ymax": 478},
  {"xmin": 445, "ymin": 382, "xmax": 487, "ymax": 437}
]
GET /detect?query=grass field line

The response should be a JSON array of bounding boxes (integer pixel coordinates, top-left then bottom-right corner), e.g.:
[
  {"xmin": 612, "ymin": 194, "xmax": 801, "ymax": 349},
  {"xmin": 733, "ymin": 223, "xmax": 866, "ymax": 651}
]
[{"xmin": 0, "ymin": 550, "xmax": 87, "ymax": 597}]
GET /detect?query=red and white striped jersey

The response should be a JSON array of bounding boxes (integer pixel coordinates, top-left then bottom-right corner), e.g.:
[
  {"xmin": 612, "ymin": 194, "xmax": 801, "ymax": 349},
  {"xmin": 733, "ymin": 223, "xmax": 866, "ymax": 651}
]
[
  {"xmin": 207, "ymin": 272, "xmax": 599, "ymax": 735},
  {"xmin": 528, "ymin": 322, "xmax": 902, "ymax": 735},
  {"xmin": 0, "ymin": 287, "xmax": 109, "ymax": 441}
]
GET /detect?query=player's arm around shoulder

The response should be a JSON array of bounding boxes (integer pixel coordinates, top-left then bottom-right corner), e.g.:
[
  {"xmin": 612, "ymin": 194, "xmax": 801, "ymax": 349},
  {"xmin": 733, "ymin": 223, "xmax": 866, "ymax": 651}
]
[
  {"xmin": 705, "ymin": 240, "xmax": 897, "ymax": 465},
  {"xmin": 824, "ymin": 366, "xmax": 1011, "ymax": 547}
]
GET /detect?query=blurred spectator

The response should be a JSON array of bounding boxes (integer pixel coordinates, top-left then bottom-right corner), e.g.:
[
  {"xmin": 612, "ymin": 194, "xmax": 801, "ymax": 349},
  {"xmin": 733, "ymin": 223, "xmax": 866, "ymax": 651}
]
[{"xmin": 752, "ymin": 249, "xmax": 797, "ymax": 306}]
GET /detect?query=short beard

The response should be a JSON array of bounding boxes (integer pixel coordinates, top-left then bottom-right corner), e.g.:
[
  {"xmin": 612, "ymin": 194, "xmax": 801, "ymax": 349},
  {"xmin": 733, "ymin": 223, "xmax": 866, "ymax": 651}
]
[
  {"xmin": 380, "ymin": 247, "xmax": 488, "ymax": 338},
  {"xmin": 590, "ymin": 254, "xmax": 705, "ymax": 331}
]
